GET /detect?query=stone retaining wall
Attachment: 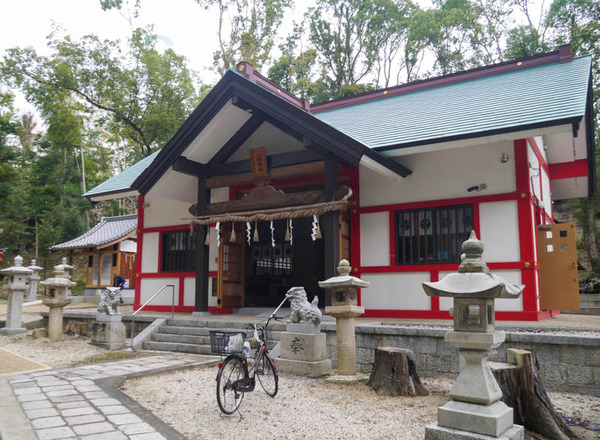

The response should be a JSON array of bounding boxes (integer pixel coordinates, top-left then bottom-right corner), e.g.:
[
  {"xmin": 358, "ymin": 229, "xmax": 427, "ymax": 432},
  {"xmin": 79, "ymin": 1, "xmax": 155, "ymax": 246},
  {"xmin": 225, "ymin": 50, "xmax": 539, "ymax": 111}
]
[{"xmin": 323, "ymin": 322, "xmax": 600, "ymax": 397}]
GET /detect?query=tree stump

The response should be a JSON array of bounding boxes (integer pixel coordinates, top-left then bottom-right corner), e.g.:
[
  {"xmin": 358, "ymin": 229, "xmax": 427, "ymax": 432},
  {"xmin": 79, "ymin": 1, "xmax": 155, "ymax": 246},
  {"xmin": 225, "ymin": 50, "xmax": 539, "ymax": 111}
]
[
  {"xmin": 490, "ymin": 348, "xmax": 576, "ymax": 440},
  {"xmin": 367, "ymin": 347, "xmax": 429, "ymax": 396}
]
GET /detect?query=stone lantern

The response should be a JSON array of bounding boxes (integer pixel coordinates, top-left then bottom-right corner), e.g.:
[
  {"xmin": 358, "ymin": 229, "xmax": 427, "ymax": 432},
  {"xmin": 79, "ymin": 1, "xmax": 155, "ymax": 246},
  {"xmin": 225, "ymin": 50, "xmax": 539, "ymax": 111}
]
[
  {"xmin": 319, "ymin": 259, "xmax": 369, "ymax": 379},
  {"xmin": 0, "ymin": 256, "xmax": 33, "ymax": 335},
  {"xmin": 422, "ymin": 231, "xmax": 524, "ymax": 440},
  {"xmin": 26, "ymin": 259, "xmax": 43, "ymax": 301},
  {"xmin": 40, "ymin": 265, "xmax": 75, "ymax": 340},
  {"xmin": 56, "ymin": 257, "xmax": 74, "ymax": 297}
]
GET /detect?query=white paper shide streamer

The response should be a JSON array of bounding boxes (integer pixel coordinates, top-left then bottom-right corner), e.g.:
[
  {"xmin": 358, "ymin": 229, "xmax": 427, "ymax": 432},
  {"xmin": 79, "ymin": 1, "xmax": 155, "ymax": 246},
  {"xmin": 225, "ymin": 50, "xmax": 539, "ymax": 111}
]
[
  {"xmin": 289, "ymin": 218, "xmax": 293, "ymax": 245},
  {"xmin": 246, "ymin": 222, "xmax": 251, "ymax": 245},
  {"xmin": 216, "ymin": 222, "xmax": 221, "ymax": 248},
  {"xmin": 311, "ymin": 215, "xmax": 318, "ymax": 241},
  {"xmin": 270, "ymin": 220, "xmax": 275, "ymax": 247}
]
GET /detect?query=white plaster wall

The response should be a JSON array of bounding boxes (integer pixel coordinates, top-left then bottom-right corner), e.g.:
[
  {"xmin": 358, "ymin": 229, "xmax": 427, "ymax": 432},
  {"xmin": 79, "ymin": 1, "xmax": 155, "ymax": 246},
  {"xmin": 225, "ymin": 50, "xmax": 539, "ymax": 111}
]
[
  {"xmin": 208, "ymin": 227, "xmax": 219, "ymax": 272},
  {"xmin": 541, "ymin": 169, "xmax": 552, "ymax": 213},
  {"xmin": 479, "ymin": 201, "xmax": 520, "ymax": 262},
  {"xmin": 438, "ymin": 270, "xmax": 523, "ymax": 311},
  {"xmin": 228, "ymin": 122, "xmax": 303, "ymax": 162},
  {"xmin": 362, "ymin": 272, "xmax": 431, "ymax": 310},
  {"xmin": 140, "ymin": 278, "xmax": 179, "ymax": 306},
  {"xmin": 360, "ymin": 212, "xmax": 390, "ymax": 267},
  {"xmin": 360, "ymin": 141, "xmax": 516, "ymax": 207},
  {"xmin": 528, "ymin": 145, "xmax": 543, "ymax": 202},
  {"xmin": 494, "ymin": 270, "xmax": 524, "ymax": 311},
  {"xmin": 141, "ymin": 232, "xmax": 159, "ymax": 273},
  {"xmin": 144, "ymin": 196, "xmax": 194, "ymax": 228},
  {"xmin": 184, "ymin": 277, "xmax": 196, "ymax": 306}
]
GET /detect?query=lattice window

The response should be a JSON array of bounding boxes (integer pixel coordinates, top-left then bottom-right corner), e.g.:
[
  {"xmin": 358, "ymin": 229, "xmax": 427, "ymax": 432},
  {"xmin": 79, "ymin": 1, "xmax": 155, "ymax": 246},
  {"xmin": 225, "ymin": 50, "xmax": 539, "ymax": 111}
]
[
  {"xmin": 395, "ymin": 205, "xmax": 473, "ymax": 265},
  {"xmin": 161, "ymin": 230, "xmax": 196, "ymax": 272}
]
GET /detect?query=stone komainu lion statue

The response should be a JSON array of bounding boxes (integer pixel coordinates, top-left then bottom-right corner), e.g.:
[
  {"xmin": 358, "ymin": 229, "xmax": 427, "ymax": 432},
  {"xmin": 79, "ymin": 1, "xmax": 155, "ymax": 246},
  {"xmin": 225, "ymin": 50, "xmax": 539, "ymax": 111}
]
[
  {"xmin": 97, "ymin": 287, "xmax": 122, "ymax": 315},
  {"xmin": 285, "ymin": 286, "xmax": 322, "ymax": 325}
]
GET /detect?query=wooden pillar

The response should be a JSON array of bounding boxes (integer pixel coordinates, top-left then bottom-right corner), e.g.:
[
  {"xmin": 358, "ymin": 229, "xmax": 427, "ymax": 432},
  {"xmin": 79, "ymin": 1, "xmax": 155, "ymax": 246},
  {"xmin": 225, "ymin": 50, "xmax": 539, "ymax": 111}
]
[
  {"xmin": 195, "ymin": 171, "xmax": 210, "ymax": 313},
  {"xmin": 323, "ymin": 158, "xmax": 340, "ymax": 306}
]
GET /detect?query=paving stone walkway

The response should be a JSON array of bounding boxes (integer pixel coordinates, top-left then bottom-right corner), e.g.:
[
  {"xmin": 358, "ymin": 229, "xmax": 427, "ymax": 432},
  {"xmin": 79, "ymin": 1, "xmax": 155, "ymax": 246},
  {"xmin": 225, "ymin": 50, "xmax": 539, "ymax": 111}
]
[{"xmin": 1, "ymin": 353, "xmax": 218, "ymax": 440}]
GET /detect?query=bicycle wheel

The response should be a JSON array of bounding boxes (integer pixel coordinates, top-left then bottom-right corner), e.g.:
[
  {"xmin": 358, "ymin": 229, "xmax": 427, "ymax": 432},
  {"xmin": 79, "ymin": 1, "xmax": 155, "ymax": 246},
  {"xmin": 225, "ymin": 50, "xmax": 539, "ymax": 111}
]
[
  {"xmin": 216, "ymin": 356, "xmax": 246, "ymax": 414},
  {"xmin": 256, "ymin": 353, "xmax": 278, "ymax": 397}
]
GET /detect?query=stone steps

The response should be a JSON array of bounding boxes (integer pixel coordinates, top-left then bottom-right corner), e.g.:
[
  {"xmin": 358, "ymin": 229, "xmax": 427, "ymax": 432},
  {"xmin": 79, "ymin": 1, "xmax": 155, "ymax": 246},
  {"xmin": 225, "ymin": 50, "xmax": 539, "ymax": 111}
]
[{"xmin": 142, "ymin": 319, "xmax": 283, "ymax": 355}]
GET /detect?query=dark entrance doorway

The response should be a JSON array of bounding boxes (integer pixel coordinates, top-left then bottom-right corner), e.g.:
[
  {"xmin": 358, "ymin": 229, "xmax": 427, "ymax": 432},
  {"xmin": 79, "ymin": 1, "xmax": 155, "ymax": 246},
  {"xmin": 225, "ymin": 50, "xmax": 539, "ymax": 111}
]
[{"xmin": 244, "ymin": 217, "xmax": 324, "ymax": 307}]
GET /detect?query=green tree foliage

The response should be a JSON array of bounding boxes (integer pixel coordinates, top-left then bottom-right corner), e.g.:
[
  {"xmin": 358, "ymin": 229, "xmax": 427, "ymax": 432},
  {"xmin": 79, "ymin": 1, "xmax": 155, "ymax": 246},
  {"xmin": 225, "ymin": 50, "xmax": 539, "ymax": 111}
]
[
  {"xmin": 2, "ymin": 28, "xmax": 200, "ymax": 160},
  {"xmin": 195, "ymin": 0, "xmax": 292, "ymax": 75}
]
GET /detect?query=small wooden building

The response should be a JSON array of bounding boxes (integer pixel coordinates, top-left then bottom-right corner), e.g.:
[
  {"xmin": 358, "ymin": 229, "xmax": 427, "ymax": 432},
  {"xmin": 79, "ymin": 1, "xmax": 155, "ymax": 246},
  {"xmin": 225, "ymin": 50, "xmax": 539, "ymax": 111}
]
[{"xmin": 51, "ymin": 215, "xmax": 137, "ymax": 296}]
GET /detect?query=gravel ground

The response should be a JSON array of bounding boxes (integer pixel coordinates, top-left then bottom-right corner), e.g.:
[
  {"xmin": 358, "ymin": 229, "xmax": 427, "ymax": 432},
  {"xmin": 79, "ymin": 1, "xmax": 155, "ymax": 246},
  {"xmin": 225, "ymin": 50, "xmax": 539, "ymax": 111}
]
[
  {"xmin": 122, "ymin": 366, "xmax": 600, "ymax": 440},
  {"xmin": 0, "ymin": 330, "xmax": 111, "ymax": 368}
]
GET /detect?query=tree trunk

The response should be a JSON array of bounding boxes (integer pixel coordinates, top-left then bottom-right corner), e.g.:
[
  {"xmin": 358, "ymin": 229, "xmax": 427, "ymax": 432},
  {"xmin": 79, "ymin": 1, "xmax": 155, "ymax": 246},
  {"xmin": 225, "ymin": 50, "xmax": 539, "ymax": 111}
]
[
  {"xmin": 490, "ymin": 349, "xmax": 576, "ymax": 440},
  {"xmin": 367, "ymin": 347, "xmax": 429, "ymax": 397}
]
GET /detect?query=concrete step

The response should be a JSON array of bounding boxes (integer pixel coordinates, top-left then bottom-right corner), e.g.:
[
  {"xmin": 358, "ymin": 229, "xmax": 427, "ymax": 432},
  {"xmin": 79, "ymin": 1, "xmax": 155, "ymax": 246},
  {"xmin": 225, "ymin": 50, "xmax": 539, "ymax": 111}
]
[
  {"xmin": 152, "ymin": 333, "xmax": 211, "ymax": 345},
  {"xmin": 142, "ymin": 340, "xmax": 215, "ymax": 355}
]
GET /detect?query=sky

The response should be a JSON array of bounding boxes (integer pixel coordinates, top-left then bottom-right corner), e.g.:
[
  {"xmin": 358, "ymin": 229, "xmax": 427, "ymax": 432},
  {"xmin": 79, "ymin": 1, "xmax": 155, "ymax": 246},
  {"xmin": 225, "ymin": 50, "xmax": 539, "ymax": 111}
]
[{"xmin": 0, "ymin": 0, "xmax": 315, "ymax": 114}]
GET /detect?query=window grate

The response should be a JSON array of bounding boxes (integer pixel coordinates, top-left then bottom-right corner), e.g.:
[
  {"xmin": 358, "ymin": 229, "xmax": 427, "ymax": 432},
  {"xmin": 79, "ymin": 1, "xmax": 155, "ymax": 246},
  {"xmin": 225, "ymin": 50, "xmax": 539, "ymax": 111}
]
[
  {"xmin": 395, "ymin": 205, "xmax": 473, "ymax": 265},
  {"xmin": 162, "ymin": 230, "xmax": 196, "ymax": 272}
]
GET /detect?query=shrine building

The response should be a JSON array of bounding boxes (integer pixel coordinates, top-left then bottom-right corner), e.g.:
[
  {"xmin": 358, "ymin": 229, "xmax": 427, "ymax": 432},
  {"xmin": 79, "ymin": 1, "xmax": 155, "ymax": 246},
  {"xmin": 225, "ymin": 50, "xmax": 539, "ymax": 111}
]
[{"xmin": 84, "ymin": 45, "xmax": 595, "ymax": 321}]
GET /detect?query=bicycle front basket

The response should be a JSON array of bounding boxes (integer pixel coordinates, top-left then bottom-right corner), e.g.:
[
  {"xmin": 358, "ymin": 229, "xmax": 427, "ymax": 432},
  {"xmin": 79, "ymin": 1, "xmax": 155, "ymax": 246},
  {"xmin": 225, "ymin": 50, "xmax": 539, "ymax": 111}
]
[{"xmin": 209, "ymin": 331, "xmax": 246, "ymax": 354}]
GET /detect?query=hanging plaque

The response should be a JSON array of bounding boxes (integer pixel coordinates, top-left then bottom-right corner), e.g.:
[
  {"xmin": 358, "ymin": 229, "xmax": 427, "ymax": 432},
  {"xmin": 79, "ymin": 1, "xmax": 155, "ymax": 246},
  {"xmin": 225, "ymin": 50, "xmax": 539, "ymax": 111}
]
[{"xmin": 249, "ymin": 147, "xmax": 268, "ymax": 178}]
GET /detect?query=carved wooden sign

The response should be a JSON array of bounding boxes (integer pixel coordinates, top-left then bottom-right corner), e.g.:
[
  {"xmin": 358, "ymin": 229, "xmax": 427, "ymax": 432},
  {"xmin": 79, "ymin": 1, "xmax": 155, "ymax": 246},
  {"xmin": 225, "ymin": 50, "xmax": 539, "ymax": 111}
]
[{"xmin": 249, "ymin": 147, "xmax": 268, "ymax": 178}]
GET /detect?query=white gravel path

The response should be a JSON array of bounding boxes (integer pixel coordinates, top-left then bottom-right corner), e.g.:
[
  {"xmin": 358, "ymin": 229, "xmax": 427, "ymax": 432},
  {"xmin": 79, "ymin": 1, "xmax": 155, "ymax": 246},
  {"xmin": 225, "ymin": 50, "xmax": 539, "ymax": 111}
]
[{"xmin": 122, "ymin": 367, "xmax": 600, "ymax": 440}]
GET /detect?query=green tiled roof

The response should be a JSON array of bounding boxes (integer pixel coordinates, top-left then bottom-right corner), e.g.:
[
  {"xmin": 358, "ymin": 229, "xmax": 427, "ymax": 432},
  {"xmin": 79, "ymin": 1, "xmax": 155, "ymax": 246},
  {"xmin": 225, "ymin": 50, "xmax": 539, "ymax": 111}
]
[
  {"xmin": 83, "ymin": 151, "xmax": 159, "ymax": 198},
  {"xmin": 315, "ymin": 56, "xmax": 592, "ymax": 150}
]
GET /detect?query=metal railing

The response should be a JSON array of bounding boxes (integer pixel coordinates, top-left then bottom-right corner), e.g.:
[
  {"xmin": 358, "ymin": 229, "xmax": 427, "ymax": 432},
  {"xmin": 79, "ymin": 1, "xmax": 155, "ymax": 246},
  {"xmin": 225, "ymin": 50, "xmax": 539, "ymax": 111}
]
[{"xmin": 130, "ymin": 284, "xmax": 175, "ymax": 350}]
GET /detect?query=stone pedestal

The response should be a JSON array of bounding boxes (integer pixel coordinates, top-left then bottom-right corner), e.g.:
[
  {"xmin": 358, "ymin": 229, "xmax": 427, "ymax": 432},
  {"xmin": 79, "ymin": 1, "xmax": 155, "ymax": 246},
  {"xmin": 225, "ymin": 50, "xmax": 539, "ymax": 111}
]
[
  {"xmin": 275, "ymin": 324, "xmax": 331, "ymax": 377},
  {"xmin": 91, "ymin": 314, "xmax": 126, "ymax": 350},
  {"xmin": 43, "ymin": 297, "xmax": 71, "ymax": 339},
  {"xmin": 0, "ymin": 291, "xmax": 27, "ymax": 335},
  {"xmin": 325, "ymin": 305, "xmax": 364, "ymax": 377}
]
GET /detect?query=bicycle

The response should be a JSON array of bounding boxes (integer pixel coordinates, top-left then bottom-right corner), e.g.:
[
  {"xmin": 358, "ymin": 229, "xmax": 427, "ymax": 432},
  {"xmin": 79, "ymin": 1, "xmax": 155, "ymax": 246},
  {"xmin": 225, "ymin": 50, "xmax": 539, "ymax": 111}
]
[{"xmin": 212, "ymin": 296, "xmax": 287, "ymax": 415}]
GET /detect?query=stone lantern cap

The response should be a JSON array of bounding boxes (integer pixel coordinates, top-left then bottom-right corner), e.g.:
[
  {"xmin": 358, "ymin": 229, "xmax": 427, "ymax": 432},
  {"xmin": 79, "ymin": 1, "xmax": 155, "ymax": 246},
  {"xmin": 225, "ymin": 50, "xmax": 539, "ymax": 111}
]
[
  {"xmin": 318, "ymin": 259, "xmax": 370, "ymax": 289},
  {"xmin": 40, "ymin": 277, "xmax": 76, "ymax": 288},
  {"xmin": 2, "ymin": 256, "xmax": 33, "ymax": 277},
  {"xmin": 27, "ymin": 259, "xmax": 43, "ymax": 272},
  {"xmin": 422, "ymin": 231, "xmax": 523, "ymax": 299},
  {"xmin": 58, "ymin": 257, "xmax": 74, "ymax": 270}
]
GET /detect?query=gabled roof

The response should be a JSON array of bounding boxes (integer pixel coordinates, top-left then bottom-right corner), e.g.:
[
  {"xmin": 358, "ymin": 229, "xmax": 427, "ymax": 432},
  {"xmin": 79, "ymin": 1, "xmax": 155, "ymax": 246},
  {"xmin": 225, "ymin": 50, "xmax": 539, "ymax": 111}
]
[
  {"xmin": 83, "ymin": 47, "xmax": 594, "ymax": 201},
  {"xmin": 315, "ymin": 55, "xmax": 592, "ymax": 151},
  {"xmin": 83, "ymin": 152, "xmax": 159, "ymax": 200},
  {"xmin": 50, "ymin": 215, "xmax": 138, "ymax": 250},
  {"xmin": 132, "ymin": 68, "xmax": 410, "ymax": 196}
]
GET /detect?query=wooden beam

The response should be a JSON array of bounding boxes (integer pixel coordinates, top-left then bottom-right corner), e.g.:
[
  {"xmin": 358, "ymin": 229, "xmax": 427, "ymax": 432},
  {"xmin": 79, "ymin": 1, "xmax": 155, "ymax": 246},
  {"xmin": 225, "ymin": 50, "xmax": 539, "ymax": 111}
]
[
  {"xmin": 195, "ymin": 176, "xmax": 211, "ymax": 313},
  {"xmin": 207, "ymin": 113, "xmax": 265, "ymax": 166},
  {"xmin": 206, "ymin": 161, "xmax": 325, "ymax": 188},
  {"xmin": 322, "ymin": 157, "xmax": 340, "ymax": 306},
  {"xmin": 207, "ymin": 149, "xmax": 323, "ymax": 177},
  {"xmin": 172, "ymin": 157, "xmax": 205, "ymax": 176}
]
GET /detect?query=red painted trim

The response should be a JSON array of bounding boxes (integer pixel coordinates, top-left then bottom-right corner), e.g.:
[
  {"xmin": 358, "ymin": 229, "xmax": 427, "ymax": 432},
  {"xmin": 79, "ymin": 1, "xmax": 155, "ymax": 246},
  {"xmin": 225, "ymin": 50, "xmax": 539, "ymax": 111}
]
[
  {"xmin": 388, "ymin": 211, "xmax": 396, "ymax": 266},
  {"xmin": 209, "ymin": 306, "xmax": 233, "ymax": 314},
  {"xmin": 209, "ymin": 271, "xmax": 218, "ymax": 277},
  {"xmin": 430, "ymin": 272, "xmax": 440, "ymax": 311},
  {"xmin": 347, "ymin": 166, "xmax": 362, "ymax": 305},
  {"xmin": 472, "ymin": 202, "xmax": 481, "ymax": 238},
  {"xmin": 357, "ymin": 261, "xmax": 533, "ymax": 274},
  {"xmin": 179, "ymin": 276, "xmax": 185, "ymax": 307},
  {"xmin": 549, "ymin": 159, "xmax": 589, "ymax": 180},
  {"xmin": 140, "ymin": 272, "xmax": 195, "ymax": 278},
  {"xmin": 358, "ymin": 192, "xmax": 518, "ymax": 214},
  {"xmin": 134, "ymin": 196, "xmax": 145, "ymax": 309},
  {"xmin": 360, "ymin": 264, "xmax": 460, "ymax": 273},
  {"xmin": 143, "ymin": 224, "xmax": 193, "ymax": 234},
  {"xmin": 362, "ymin": 310, "xmax": 452, "ymax": 319},
  {"xmin": 134, "ymin": 305, "xmax": 196, "ymax": 313},
  {"xmin": 514, "ymin": 139, "xmax": 538, "ymax": 313},
  {"xmin": 527, "ymin": 138, "xmax": 550, "ymax": 176},
  {"xmin": 157, "ymin": 230, "xmax": 163, "ymax": 273},
  {"xmin": 361, "ymin": 309, "xmax": 551, "ymax": 321}
]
